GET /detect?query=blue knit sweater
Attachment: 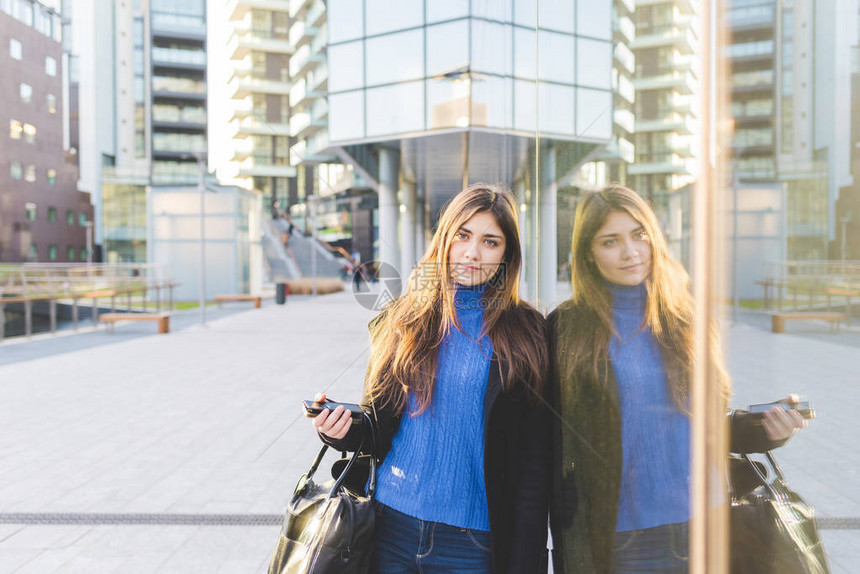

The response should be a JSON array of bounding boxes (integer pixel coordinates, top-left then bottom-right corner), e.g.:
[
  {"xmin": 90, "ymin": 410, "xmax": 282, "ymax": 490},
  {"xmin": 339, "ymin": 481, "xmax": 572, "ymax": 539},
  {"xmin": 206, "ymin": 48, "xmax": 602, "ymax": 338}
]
[
  {"xmin": 609, "ymin": 282, "xmax": 691, "ymax": 532},
  {"xmin": 375, "ymin": 283, "xmax": 493, "ymax": 530}
]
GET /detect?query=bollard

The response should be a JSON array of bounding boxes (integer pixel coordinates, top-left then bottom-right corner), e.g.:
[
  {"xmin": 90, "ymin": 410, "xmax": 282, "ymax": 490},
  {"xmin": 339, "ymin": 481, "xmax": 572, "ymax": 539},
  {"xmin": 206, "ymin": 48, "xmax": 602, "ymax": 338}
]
[{"xmin": 276, "ymin": 283, "xmax": 287, "ymax": 305}]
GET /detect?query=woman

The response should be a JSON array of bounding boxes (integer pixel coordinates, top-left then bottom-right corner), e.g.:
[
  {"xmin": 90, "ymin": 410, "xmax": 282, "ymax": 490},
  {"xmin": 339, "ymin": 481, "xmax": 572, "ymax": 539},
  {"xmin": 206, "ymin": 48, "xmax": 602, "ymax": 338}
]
[
  {"xmin": 548, "ymin": 185, "xmax": 806, "ymax": 573},
  {"xmin": 313, "ymin": 184, "xmax": 550, "ymax": 573}
]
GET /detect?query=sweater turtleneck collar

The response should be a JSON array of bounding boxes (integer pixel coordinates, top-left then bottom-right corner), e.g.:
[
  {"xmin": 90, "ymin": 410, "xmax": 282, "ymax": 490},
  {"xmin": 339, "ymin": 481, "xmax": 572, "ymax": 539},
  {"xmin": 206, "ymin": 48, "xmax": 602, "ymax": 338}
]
[
  {"xmin": 607, "ymin": 280, "xmax": 647, "ymax": 311},
  {"xmin": 453, "ymin": 281, "xmax": 489, "ymax": 309}
]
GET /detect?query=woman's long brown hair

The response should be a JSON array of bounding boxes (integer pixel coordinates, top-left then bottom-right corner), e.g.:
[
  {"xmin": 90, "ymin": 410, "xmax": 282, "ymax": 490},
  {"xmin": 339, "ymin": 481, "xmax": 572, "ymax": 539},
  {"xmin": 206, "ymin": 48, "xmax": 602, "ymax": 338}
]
[
  {"xmin": 564, "ymin": 184, "xmax": 729, "ymax": 412},
  {"xmin": 365, "ymin": 184, "xmax": 546, "ymax": 415}
]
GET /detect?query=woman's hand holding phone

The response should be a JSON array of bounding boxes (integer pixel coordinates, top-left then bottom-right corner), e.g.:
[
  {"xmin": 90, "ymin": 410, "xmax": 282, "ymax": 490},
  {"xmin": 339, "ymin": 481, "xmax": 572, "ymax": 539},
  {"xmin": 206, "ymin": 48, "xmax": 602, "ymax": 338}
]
[
  {"xmin": 310, "ymin": 393, "xmax": 354, "ymax": 439},
  {"xmin": 760, "ymin": 394, "xmax": 808, "ymax": 441}
]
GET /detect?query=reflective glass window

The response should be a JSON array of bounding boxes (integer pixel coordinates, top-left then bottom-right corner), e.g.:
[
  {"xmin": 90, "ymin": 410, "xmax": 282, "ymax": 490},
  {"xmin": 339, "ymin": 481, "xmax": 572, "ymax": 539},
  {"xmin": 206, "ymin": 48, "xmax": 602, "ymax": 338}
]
[
  {"xmin": 25, "ymin": 202, "xmax": 36, "ymax": 220},
  {"xmin": 366, "ymin": 29, "xmax": 423, "ymax": 86},
  {"xmin": 328, "ymin": 41, "xmax": 364, "ymax": 92},
  {"xmin": 471, "ymin": 0, "xmax": 511, "ymax": 22},
  {"xmin": 513, "ymin": 79, "xmax": 536, "ymax": 131},
  {"xmin": 471, "ymin": 20, "xmax": 511, "ymax": 76},
  {"xmin": 366, "ymin": 81, "xmax": 424, "ymax": 137},
  {"xmin": 577, "ymin": 39, "xmax": 611, "ymax": 89},
  {"xmin": 513, "ymin": 27, "xmax": 536, "ymax": 79},
  {"xmin": 514, "ymin": 27, "xmax": 575, "ymax": 83},
  {"xmin": 24, "ymin": 164, "xmax": 36, "ymax": 182},
  {"xmin": 45, "ymin": 56, "xmax": 57, "ymax": 76},
  {"xmin": 66, "ymin": 210, "xmax": 74, "ymax": 225},
  {"xmin": 47, "ymin": 93, "xmax": 57, "ymax": 113},
  {"xmin": 48, "ymin": 244, "xmax": 57, "ymax": 261},
  {"xmin": 67, "ymin": 245, "xmax": 75, "ymax": 261},
  {"xmin": 576, "ymin": 87, "xmax": 612, "ymax": 140},
  {"xmin": 539, "ymin": 82, "xmax": 575, "ymax": 136},
  {"xmin": 328, "ymin": 0, "xmax": 364, "ymax": 43},
  {"xmin": 539, "ymin": 0, "xmax": 575, "ymax": 33},
  {"xmin": 513, "ymin": 0, "xmax": 536, "ymax": 28},
  {"xmin": 328, "ymin": 91, "xmax": 365, "ymax": 141},
  {"xmin": 48, "ymin": 207, "xmax": 57, "ymax": 222},
  {"xmin": 9, "ymin": 119, "xmax": 22, "ymax": 139},
  {"xmin": 11, "ymin": 161, "xmax": 23, "ymax": 179},
  {"xmin": 19, "ymin": 82, "xmax": 31, "ymax": 103},
  {"xmin": 426, "ymin": 21, "xmax": 469, "ymax": 78},
  {"xmin": 427, "ymin": 78, "xmax": 471, "ymax": 129},
  {"xmin": 48, "ymin": 169, "xmax": 57, "ymax": 185},
  {"xmin": 426, "ymin": 0, "xmax": 468, "ymax": 23},
  {"xmin": 471, "ymin": 75, "xmax": 512, "ymax": 129},
  {"xmin": 577, "ymin": 0, "xmax": 611, "ymax": 40},
  {"xmin": 365, "ymin": 0, "xmax": 422, "ymax": 36}
]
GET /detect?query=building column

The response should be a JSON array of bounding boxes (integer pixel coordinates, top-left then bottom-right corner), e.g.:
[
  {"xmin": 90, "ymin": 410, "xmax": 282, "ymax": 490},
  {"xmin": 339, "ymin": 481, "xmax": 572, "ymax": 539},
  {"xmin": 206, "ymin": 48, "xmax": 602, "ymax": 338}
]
[
  {"xmin": 527, "ymin": 176, "xmax": 539, "ymax": 305},
  {"xmin": 415, "ymin": 183, "xmax": 426, "ymax": 261},
  {"xmin": 400, "ymin": 180, "xmax": 417, "ymax": 278},
  {"xmin": 538, "ymin": 144, "xmax": 558, "ymax": 309},
  {"xmin": 514, "ymin": 178, "xmax": 530, "ymax": 300},
  {"xmin": 377, "ymin": 146, "xmax": 400, "ymax": 272}
]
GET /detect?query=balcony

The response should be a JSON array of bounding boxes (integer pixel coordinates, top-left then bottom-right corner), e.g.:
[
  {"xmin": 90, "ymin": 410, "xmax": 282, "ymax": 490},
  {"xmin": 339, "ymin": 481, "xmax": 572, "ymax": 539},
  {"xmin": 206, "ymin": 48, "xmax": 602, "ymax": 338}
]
[
  {"xmin": 631, "ymin": 24, "xmax": 696, "ymax": 54},
  {"xmin": 290, "ymin": 132, "xmax": 335, "ymax": 165},
  {"xmin": 151, "ymin": 47, "xmax": 206, "ymax": 70},
  {"xmin": 290, "ymin": 43, "xmax": 325, "ymax": 79},
  {"xmin": 232, "ymin": 118, "xmax": 290, "ymax": 138},
  {"xmin": 151, "ymin": 13, "xmax": 205, "ymax": 39},
  {"xmin": 231, "ymin": 76, "xmax": 292, "ymax": 99},
  {"xmin": 633, "ymin": 71, "xmax": 696, "ymax": 94},
  {"xmin": 597, "ymin": 136, "xmax": 635, "ymax": 164},
  {"xmin": 230, "ymin": 31, "xmax": 292, "ymax": 61},
  {"xmin": 634, "ymin": 113, "xmax": 695, "ymax": 134},
  {"xmin": 614, "ymin": 42, "xmax": 635, "ymax": 75},
  {"xmin": 289, "ymin": 19, "xmax": 318, "ymax": 49},
  {"xmin": 229, "ymin": 0, "xmax": 290, "ymax": 21},
  {"xmin": 306, "ymin": 0, "xmax": 326, "ymax": 29},
  {"xmin": 236, "ymin": 158, "xmax": 297, "ymax": 178},
  {"xmin": 290, "ymin": 77, "xmax": 324, "ymax": 109},
  {"xmin": 307, "ymin": 63, "xmax": 328, "ymax": 93},
  {"xmin": 614, "ymin": 108, "xmax": 635, "ymax": 134},
  {"xmin": 289, "ymin": 0, "xmax": 313, "ymax": 19},
  {"xmin": 628, "ymin": 154, "xmax": 696, "ymax": 175},
  {"xmin": 290, "ymin": 102, "xmax": 327, "ymax": 139},
  {"xmin": 614, "ymin": 16, "xmax": 635, "ymax": 44}
]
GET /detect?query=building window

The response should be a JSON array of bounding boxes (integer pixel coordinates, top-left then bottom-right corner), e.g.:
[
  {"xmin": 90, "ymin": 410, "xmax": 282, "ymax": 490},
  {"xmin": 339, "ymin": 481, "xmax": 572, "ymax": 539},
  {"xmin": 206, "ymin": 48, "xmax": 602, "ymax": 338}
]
[
  {"xmin": 10, "ymin": 38, "xmax": 22, "ymax": 60},
  {"xmin": 65, "ymin": 209, "xmax": 74, "ymax": 225},
  {"xmin": 23, "ymin": 123, "xmax": 36, "ymax": 143},
  {"xmin": 10, "ymin": 119, "xmax": 22, "ymax": 139},
  {"xmin": 47, "ymin": 93, "xmax": 56, "ymax": 113},
  {"xmin": 25, "ymin": 203, "xmax": 37, "ymax": 221},
  {"xmin": 24, "ymin": 164, "xmax": 36, "ymax": 182},
  {"xmin": 11, "ymin": 161, "xmax": 23, "ymax": 179},
  {"xmin": 29, "ymin": 243, "xmax": 38, "ymax": 261},
  {"xmin": 48, "ymin": 244, "xmax": 57, "ymax": 261},
  {"xmin": 20, "ymin": 83, "xmax": 32, "ymax": 103},
  {"xmin": 80, "ymin": 247, "xmax": 87, "ymax": 262},
  {"xmin": 47, "ymin": 168, "xmax": 57, "ymax": 185},
  {"xmin": 45, "ymin": 56, "xmax": 57, "ymax": 76},
  {"xmin": 48, "ymin": 207, "xmax": 57, "ymax": 222},
  {"xmin": 79, "ymin": 213, "xmax": 87, "ymax": 226},
  {"xmin": 66, "ymin": 245, "xmax": 75, "ymax": 260}
]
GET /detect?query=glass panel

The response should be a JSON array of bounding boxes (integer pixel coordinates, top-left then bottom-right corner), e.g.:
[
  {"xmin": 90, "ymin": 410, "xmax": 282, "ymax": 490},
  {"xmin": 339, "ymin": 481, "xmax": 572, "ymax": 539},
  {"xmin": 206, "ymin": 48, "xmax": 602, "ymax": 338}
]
[
  {"xmin": 427, "ymin": 78, "xmax": 470, "ymax": 129},
  {"xmin": 365, "ymin": 29, "xmax": 423, "ymax": 86},
  {"xmin": 366, "ymin": 81, "xmax": 424, "ymax": 137},
  {"xmin": 327, "ymin": 41, "xmax": 364, "ymax": 92},
  {"xmin": 365, "ymin": 0, "xmax": 422, "ymax": 36},
  {"xmin": 426, "ymin": 0, "xmax": 468, "ymax": 23},
  {"xmin": 328, "ymin": 91, "xmax": 365, "ymax": 141},
  {"xmin": 427, "ymin": 21, "xmax": 469, "ymax": 78},
  {"xmin": 514, "ymin": 27, "xmax": 575, "ymax": 84},
  {"xmin": 577, "ymin": 39, "xmax": 612, "ymax": 90},
  {"xmin": 470, "ymin": 0, "xmax": 511, "ymax": 22},
  {"xmin": 576, "ymin": 88, "xmax": 612, "ymax": 140},
  {"xmin": 327, "ymin": 0, "xmax": 364, "ymax": 43},
  {"xmin": 577, "ymin": 0, "xmax": 611, "ymax": 40},
  {"xmin": 471, "ymin": 20, "xmax": 511, "ymax": 76},
  {"xmin": 471, "ymin": 75, "xmax": 512, "ymax": 129},
  {"xmin": 538, "ymin": 0, "xmax": 574, "ymax": 33}
]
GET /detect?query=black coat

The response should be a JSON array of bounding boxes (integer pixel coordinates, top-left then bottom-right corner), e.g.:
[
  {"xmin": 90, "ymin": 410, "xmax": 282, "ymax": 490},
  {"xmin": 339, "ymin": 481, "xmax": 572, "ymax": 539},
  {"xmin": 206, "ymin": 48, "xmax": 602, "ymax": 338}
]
[
  {"xmin": 546, "ymin": 303, "xmax": 788, "ymax": 574},
  {"xmin": 323, "ymin": 342, "xmax": 551, "ymax": 573}
]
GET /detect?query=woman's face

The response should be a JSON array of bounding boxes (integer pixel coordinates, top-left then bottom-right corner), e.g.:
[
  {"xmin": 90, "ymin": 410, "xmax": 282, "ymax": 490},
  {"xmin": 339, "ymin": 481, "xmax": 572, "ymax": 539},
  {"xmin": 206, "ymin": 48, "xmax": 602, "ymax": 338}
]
[
  {"xmin": 589, "ymin": 210, "xmax": 652, "ymax": 286},
  {"xmin": 448, "ymin": 211, "xmax": 507, "ymax": 286}
]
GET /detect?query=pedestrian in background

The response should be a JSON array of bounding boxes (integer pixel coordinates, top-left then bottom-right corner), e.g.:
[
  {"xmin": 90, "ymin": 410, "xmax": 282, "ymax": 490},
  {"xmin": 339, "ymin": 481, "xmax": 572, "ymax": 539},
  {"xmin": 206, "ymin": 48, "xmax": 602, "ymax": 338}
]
[
  {"xmin": 313, "ymin": 184, "xmax": 550, "ymax": 573},
  {"xmin": 548, "ymin": 185, "xmax": 806, "ymax": 574}
]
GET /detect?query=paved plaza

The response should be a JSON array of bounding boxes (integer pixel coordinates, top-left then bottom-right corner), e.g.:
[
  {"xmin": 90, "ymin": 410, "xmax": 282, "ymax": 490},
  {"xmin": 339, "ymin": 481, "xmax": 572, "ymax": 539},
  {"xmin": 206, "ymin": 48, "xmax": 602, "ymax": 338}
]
[{"xmin": 0, "ymin": 288, "xmax": 857, "ymax": 572}]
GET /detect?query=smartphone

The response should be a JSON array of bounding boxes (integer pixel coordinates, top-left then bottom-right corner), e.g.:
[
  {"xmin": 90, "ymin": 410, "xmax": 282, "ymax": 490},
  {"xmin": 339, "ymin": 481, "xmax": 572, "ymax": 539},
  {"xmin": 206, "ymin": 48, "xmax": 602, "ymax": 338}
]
[
  {"xmin": 303, "ymin": 399, "xmax": 365, "ymax": 424},
  {"xmin": 747, "ymin": 400, "xmax": 814, "ymax": 419}
]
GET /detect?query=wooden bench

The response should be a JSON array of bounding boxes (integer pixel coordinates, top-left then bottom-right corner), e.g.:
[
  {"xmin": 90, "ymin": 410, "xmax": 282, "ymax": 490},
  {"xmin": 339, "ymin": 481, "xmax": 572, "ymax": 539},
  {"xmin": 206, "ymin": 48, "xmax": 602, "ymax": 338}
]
[
  {"xmin": 771, "ymin": 312, "xmax": 845, "ymax": 334},
  {"xmin": 213, "ymin": 294, "xmax": 262, "ymax": 308},
  {"xmin": 100, "ymin": 313, "xmax": 170, "ymax": 334}
]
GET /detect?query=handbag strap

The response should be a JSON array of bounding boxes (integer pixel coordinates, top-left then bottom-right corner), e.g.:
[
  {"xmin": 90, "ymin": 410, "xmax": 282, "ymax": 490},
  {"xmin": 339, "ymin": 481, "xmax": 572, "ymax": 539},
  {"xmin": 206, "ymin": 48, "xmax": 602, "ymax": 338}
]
[
  {"xmin": 325, "ymin": 410, "xmax": 379, "ymax": 500},
  {"xmin": 741, "ymin": 453, "xmax": 787, "ymax": 502}
]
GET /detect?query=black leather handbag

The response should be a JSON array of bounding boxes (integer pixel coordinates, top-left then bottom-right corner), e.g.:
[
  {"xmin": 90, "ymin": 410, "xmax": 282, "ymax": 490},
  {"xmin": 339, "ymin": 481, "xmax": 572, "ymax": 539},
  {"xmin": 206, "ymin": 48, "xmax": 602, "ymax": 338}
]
[
  {"xmin": 268, "ymin": 412, "xmax": 377, "ymax": 574},
  {"xmin": 729, "ymin": 452, "xmax": 830, "ymax": 574}
]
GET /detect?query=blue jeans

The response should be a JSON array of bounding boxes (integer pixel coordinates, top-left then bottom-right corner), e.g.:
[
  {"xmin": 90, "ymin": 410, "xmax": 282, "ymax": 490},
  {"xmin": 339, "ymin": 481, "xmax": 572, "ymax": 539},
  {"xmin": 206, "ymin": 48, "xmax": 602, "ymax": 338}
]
[
  {"xmin": 372, "ymin": 503, "xmax": 493, "ymax": 574},
  {"xmin": 613, "ymin": 521, "xmax": 689, "ymax": 574}
]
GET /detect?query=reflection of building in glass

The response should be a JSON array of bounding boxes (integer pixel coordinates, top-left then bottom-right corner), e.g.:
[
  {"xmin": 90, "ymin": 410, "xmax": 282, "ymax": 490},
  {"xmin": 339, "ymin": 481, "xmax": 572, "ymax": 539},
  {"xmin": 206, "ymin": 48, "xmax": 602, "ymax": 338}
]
[
  {"xmin": 68, "ymin": 0, "xmax": 209, "ymax": 263},
  {"xmin": 325, "ymin": 0, "xmax": 614, "ymax": 305},
  {"xmin": 0, "ymin": 0, "xmax": 93, "ymax": 263},
  {"xmin": 214, "ymin": 0, "xmax": 296, "ymax": 213},
  {"xmin": 727, "ymin": 0, "xmax": 857, "ymax": 261},
  {"xmin": 628, "ymin": 0, "xmax": 700, "ymax": 213}
]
